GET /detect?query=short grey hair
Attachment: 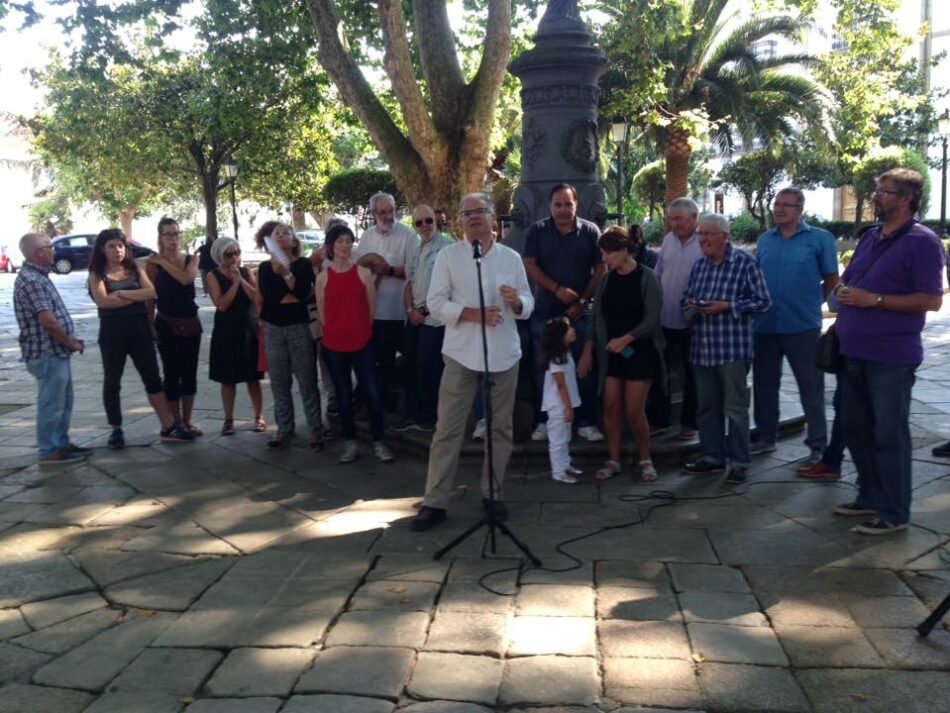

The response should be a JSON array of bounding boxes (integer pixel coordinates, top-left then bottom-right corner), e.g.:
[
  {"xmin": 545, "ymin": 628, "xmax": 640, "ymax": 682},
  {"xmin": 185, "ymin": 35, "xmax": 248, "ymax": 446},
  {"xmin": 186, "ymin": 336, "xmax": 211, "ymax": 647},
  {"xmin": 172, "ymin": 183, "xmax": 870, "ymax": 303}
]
[
  {"xmin": 369, "ymin": 192, "xmax": 396, "ymax": 213},
  {"xmin": 458, "ymin": 192, "xmax": 494, "ymax": 214},
  {"xmin": 211, "ymin": 236, "xmax": 240, "ymax": 266},
  {"xmin": 19, "ymin": 232, "xmax": 47, "ymax": 260},
  {"xmin": 698, "ymin": 213, "xmax": 731, "ymax": 235},
  {"xmin": 667, "ymin": 197, "xmax": 699, "ymax": 216},
  {"xmin": 412, "ymin": 204, "xmax": 435, "ymax": 217},
  {"xmin": 776, "ymin": 187, "xmax": 805, "ymax": 206}
]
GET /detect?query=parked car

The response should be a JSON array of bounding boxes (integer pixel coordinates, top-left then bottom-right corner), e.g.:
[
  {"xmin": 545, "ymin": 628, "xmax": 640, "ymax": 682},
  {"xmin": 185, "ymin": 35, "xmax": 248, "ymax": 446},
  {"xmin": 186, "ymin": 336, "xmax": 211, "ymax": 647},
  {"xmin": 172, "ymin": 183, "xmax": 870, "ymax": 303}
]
[
  {"xmin": 51, "ymin": 233, "xmax": 155, "ymax": 274},
  {"xmin": 296, "ymin": 229, "xmax": 325, "ymax": 257},
  {"xmin": 0, "ymin": 246, "xmax": 18, "ymax": 273}
]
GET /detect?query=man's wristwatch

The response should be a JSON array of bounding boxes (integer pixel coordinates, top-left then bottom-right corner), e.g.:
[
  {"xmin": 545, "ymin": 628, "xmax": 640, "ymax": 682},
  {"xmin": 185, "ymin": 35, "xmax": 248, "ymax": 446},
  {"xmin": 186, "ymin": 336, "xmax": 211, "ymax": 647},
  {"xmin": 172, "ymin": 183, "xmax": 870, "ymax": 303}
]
[{"xmin": 876, "ymin": 294, "xmax": 885, "ymax": 309}]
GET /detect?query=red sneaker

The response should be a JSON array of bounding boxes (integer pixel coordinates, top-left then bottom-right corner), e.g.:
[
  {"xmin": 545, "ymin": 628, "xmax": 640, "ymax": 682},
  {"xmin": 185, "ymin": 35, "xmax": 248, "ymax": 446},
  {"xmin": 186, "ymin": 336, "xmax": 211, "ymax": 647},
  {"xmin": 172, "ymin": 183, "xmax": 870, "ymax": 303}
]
[{"xmin": 797, "ymin": 461, "xmax": 840, "ymax": 480}]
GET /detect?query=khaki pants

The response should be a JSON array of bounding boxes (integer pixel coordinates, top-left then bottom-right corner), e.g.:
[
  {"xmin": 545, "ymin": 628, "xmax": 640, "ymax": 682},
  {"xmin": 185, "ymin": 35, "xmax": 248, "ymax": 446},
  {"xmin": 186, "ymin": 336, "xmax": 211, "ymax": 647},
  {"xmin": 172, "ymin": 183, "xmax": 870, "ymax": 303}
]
[{"xmin": 422, "ymin": 356, "xmax": 519, "ymax": 509}]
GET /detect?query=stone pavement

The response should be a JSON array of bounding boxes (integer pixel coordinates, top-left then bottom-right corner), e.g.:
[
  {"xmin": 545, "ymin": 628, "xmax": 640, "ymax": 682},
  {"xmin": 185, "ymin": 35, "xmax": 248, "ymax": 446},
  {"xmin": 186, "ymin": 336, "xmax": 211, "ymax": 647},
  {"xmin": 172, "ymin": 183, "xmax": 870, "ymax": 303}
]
[{"xmin": 0, "ymin": 271, "xmax": 948, "ymax": 712}]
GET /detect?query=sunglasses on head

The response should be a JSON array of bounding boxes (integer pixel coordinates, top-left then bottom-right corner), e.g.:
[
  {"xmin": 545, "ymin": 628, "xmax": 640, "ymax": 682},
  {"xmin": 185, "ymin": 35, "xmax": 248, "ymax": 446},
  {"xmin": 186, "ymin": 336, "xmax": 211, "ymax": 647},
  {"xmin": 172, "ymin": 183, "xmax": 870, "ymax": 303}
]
[{"xmin": 414, "ymin": 217, "xmax": 434, "ymax": 227}]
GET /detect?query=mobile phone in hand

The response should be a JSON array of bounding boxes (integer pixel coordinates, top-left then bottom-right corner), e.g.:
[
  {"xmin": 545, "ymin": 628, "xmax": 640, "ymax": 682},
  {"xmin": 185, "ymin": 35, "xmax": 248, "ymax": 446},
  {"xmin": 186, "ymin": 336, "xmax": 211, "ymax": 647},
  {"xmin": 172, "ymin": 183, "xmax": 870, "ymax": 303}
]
[{"xmin": 621, "ymin": 345, "xmax": 634, "ymax": 359}]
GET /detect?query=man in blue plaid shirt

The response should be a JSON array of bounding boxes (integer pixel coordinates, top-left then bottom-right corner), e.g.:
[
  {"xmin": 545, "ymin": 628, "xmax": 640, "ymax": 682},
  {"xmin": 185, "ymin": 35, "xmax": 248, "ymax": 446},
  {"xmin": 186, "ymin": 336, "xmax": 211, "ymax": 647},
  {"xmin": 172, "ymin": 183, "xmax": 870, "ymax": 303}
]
[
  {"xmin": 13, "ymin": 233, "xmax": 86, "ymax": 465},
  {"xmin": 680, "ymin": 214, "xmax": 771, "ymax": 484}
]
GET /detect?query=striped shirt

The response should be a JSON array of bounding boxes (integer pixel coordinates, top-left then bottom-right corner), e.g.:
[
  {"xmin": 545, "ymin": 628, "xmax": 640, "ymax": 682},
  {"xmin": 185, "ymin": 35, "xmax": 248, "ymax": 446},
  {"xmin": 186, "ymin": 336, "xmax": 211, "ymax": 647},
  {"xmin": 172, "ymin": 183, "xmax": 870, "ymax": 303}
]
[
  {"xmin": 14, "ymin": 262, "xmax": 75, "ymax": 361},
  {"xmin": 681, "ymin": 244, "xmax": 771, "ymax": 367}
]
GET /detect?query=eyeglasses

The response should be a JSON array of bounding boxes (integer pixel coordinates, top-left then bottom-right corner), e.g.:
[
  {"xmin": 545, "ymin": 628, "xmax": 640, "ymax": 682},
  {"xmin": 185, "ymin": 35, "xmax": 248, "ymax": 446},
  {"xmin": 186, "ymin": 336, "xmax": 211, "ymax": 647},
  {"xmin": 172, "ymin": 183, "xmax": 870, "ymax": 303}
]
[
  {"xmin": 873, "ymin": 188, "xmax": 901, "ymax": 197},
  {"xmin": 696, "ymin": 229, "xmax": 725, "ymax": 237},
  {"xmin": 224, "ymin": 250, "xmax": 241, "ymax": 258},
  {"xmin": 460, "ymin": 207, "xmax": 491, "ymax": 218},
  {"xmin": 160, "ymin": 230, "xmax": 181, "ymax": 238},
  {"xmin": 414, "ymin": 217, "xmax": 434, "ymax": 227},
  {"xmin": 772, "ymin": 202, "xmax": 802, "ymax": 209}
]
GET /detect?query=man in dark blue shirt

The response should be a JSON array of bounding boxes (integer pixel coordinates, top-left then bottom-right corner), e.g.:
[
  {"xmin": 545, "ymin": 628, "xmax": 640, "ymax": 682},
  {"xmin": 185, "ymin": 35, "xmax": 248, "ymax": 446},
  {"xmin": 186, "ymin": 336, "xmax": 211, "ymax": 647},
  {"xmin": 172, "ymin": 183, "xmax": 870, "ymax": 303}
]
[{"xmin": 523, "ymin": 183, "xmax": 605, "ymax": 442}]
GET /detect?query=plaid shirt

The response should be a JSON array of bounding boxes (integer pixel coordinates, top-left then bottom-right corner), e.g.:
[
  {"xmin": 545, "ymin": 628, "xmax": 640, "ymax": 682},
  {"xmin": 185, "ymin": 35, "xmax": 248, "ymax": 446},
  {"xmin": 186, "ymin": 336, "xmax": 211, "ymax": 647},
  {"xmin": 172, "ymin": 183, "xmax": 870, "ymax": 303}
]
[
  {"xmin": 681, "ymin": 244, "xmax": 771, "ymax": 367},
  {"xmin": 14, "ymin": 262, "xmax": 75, "ymax": 361}
]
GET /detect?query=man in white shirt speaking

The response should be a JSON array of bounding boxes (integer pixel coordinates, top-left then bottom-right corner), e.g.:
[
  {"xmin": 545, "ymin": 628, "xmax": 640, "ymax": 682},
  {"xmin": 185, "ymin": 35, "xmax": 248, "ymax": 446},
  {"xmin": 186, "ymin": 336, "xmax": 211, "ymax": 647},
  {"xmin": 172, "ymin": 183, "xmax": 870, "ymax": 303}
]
[{"xmin": 411, "ymin": 193, "xmax": 534, "ymax": 531}]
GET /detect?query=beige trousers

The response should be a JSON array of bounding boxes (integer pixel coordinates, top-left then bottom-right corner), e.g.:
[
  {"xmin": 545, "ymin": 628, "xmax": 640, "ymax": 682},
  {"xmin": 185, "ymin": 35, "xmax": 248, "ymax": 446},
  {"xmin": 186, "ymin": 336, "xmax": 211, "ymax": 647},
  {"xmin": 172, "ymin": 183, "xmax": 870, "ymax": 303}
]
[{"xmin": 422, "ymin": 356, "xmax": 519, "ymax": 509}]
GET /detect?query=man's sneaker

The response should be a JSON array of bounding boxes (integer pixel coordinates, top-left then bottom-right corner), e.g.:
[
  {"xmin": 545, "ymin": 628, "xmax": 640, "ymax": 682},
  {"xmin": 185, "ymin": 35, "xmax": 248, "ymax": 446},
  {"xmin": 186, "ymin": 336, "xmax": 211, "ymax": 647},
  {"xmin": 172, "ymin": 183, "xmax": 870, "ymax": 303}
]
[
  {"xmin": 472, "ymin": 419, "xmax": 487, "ymax": 440},
  {"xmin": 677, "ymin": 428, "xmax": 698, "ymax": 441},
  {"xmin": 108, "ymin": 428, "xmax": 125, "ymax": 450},
  {"xmin": 797, "ymin": 461, "xmax": 840, "ymax": 480},
  {"xmin": 566, "ymin": 464, "xmax": 583, "ymax": 476},
  {"xmin": 411, "ymin": 506, "xmax": 447, "ymax": 531},
  {"xmin": 393, "ymin": 419, "xmax": 417, "ymax": 432},
  {"xmin": 530, "ymin": 423, "xmax": 548, "ymax": 441},
  {"xmin": 851, "ymin": 518, "xmax": 908, "ymax": 536},
  {"xmin": 833, "ymin": 501, "xmax": 877, "ymax": 517},
  {"xmin": 160, "ymin": 424, "xmax": 195, "ymax": 442},
  {"xmin": 39, "ymin": 449, "xmax": 85, "ymax": 465},
  {"xmin": 339, "ymin": 440, "xmax": 358, "ymax": 464},
  {"xmin": 749, "ymin": 439, "xmax": 777, "ymax": 455},
  {"xmin": 482, "ymin": 498, "xmax": 508, "ymax": 521},
  {"xmin": 650, "ymin": 425, "xmax": 671, "ymax": 437},
  {"xmin": 683, "ymin": 457, "xmax": 726, "ymax": 474},
  {"xmin": 67, "ymin": 443, "xmax": 92, "ymax": 455},
  {"xmin": 552, "ymin": 472, "xmax": 579, "ymax": 484},
  {"xmin": 724, "ymin": 467, "xmax": 748, "ymax": 484},
  {"xmin": 931, "ymin": 440, "xmax": 950, "ymax": 457},
  {"xmin": 577, "ymin": 425, "xmax": 604, "ymax": 442},
  {"xmin": 805, "ymin": 449, "xmax": 823, "ymax": 466},
  {"xmin": 373, "ymin": 441, "xmax": 395, "ymax": 463},
  {"xmin": 414, "ymin": 422, "xmax": 435, "ymax": 433}
]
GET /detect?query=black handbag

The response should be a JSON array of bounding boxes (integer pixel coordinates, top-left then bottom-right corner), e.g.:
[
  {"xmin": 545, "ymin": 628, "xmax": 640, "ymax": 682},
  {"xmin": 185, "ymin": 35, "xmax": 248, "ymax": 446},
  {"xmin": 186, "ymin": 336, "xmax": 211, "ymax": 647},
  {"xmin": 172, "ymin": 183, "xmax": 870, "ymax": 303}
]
[{"xmin": 815, "ymin": 322, "xmax": 842, "ymax": 374}]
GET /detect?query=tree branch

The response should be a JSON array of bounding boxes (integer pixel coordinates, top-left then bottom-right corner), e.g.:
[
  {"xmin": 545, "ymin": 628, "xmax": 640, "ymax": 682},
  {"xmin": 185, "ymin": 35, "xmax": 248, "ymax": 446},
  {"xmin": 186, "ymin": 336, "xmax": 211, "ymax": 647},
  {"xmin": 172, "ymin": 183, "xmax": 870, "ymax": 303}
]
[{"xmin": 413, "ymin": 0, "xmax": 466, "ymax": 126}]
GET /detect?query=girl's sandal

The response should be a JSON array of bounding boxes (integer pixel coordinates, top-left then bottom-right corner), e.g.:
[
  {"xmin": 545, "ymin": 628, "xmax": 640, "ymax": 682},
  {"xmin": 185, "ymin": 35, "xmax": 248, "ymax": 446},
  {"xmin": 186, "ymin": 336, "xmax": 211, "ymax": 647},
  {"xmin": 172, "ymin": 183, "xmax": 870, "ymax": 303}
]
[
  {"xmin": 184, "ymin": 423, "xmax": 203, "ymax": 437},
  {"xmin": 639, "ymin": 459, "xmax": 658, "ymax": 482},
  {"xmin": 221, "ymin": 420, "xmax": 235, "ymax": 436},
  {"xmin": 253, "ymin": 417, "xmax": 267, "ymax": 433},
  {"xmin": 595, "ymin": 459, "xmax": 622, "ymax": 482}
]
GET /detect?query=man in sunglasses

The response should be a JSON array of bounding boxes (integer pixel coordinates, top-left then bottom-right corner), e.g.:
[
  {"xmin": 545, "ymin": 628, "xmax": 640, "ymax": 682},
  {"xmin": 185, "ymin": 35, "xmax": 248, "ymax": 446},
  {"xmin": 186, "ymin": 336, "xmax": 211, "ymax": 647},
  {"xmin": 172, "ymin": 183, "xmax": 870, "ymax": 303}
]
[{"xmin": 395, "ymin": 205, "xmax": 454, "ymax": 432}]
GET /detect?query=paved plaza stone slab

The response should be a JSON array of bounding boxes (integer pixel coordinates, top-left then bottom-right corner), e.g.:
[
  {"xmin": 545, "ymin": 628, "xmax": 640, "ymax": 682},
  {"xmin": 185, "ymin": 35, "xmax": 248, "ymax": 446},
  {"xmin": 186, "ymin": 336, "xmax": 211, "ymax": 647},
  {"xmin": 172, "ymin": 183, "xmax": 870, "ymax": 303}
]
[
  {"xmin": 72, "ymin": 548, "xmax": 216, "ymax": 588},
  {"xmin": 155, "ymin": 606, "xmax": 332, "ymax": 647},
  {"xmin": 687, "ymin": 622, "xmax": 789, "ymax": 665},
  {"xmin": 743, "ymin": 565, "xmax": 916, "ymax": 597},
  {"xmin": 399, "ymin": 703, "xmax": 493, "ymax": 713},
  {"xmin": 603, "ymin": 657, "xmax": 703, "ymax": 709},
  {"xmin": 183, "ymin": 699, "xmax": 282, "ymax": 713},
  {"xmin": 324, "ymin": 610, "xmax": 430, "ymax": 648},
  {"xmin": 19, "ymin": 591, "xmax": 109, "ymax": 629},
  {"xmin": 862, "ymin": 626, "xmax": 950, "ymax": 669},
  {"xmin": 348, "ymin": 579, "xmax": 440, "ymax": 611},
  {"xmin": 295, "ymin": 646, "xmax": 414, "ymax": 700},
  {"xmin": 759, "ymin": 591, "xmax": 859, "ymax": 628},
  {"xmin": 499, "ymin": 656, "xmax": 599, "ymax": 706},
  {"xmin": 843, "ymin": 594, "xmax": 933, "ymax": 628},
  {"xmin": 0, "ymin": 551, "xmax": 95, "ymax": 607},
  {"xmin": 110, "ymin": 646, "xmax": 223, "ymax": 695},
  {"xmin": 598, "ymin": 620, "xmax": 691, "ymax": 659},
  {"xmin": 12, "ymin": 608, "xmax": 121, "ymax": 654},
  {"xmin": 669, "ymin": 562, "xmax": 750, "ymax": 593},
  {"xmin": 437, "ymin": 579, "xmax": 515, "ymax": 614},
  {"xmin": 507, "ymin": 615, "xmax": 596, "ymax": 656},
  {"xmin": 797, "ymin": 668, "xmax": 950, "ymax": 713},
  {"xmin": 515, "ymin": 584, "xmax": 594, "ymax": 617},
  {"xmin": 774, "ymin": 624, "xmax": 886, "ymax": 668},
  {"xmin": 594, "ymin": 560, "xmax": 672, "ymax": 590},
  {"xmin": 0, "ymin": 683, "xmax": 94, "ymax": 713},
  {"xmin": 119, "ymin": 519, "xmax": 242, "ymax": 556},
  {"xmin": 698, "ymin": 662, "xmax": 810, "ymax": 712},
  {"xmin": 32, "ymin": 612, "xmax": 175, "ymax": 691},
  {"xmin": 678, "ymin": 591, "xmax": 768, "ymax": 626},
  {"xmin": 368, "ymin": 554, "xmax": 451, "ymax": 582},
  {"xmin": 0, "ymin": 642, "xmax": 52, "ymax": 683},
  {"xmin": 205, "ymin": 647, "xmax": 314, "ymax": 697},
  {"xmin": 80, "ymin": 691, "xmax": 184, "ymax": 713},
  {"xmin": 423, "ymin": 611, "xmax": 507, "ymax": 655},
  {"xmin": 282, "ymin": 694, "xmax": 395, "ymax": 713},
  {"xmin": 104, "ymin": 557, "xmax": 234, "ymax": 611},
  {"xmin": 596, "ymin": 586, "xmax": 681, "ymax": 622},
  {"xmin": 0, "ymin": 608, "xmax": 29, "ymax": 639},
  {"xmin": 407, "ymin": 652, "xmax": 503, "ymax": 705}
]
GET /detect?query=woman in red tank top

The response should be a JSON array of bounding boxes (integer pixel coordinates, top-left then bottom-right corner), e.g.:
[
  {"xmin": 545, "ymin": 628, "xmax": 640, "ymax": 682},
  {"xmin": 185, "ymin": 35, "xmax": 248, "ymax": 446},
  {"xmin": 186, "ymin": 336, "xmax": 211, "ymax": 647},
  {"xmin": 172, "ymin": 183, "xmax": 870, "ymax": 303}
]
[{"xmin": 315, "ymin": 225, "xmax": 394, "ymax": 464}]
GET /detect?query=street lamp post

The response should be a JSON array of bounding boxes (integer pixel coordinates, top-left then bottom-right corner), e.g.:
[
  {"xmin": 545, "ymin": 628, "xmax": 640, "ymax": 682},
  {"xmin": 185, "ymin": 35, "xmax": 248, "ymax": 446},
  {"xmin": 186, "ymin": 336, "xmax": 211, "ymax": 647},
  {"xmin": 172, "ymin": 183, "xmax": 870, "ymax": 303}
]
[
  {"xmin": 224, "ymin": 157, "xmax": 239, "ymax": 240},
  {"xmin": 939, "ymin": 110, "xmax": 950, "ymax": 238},
  {"xmin": 610, "ymin": 117, "xmax": 629, "ymax": 226}
]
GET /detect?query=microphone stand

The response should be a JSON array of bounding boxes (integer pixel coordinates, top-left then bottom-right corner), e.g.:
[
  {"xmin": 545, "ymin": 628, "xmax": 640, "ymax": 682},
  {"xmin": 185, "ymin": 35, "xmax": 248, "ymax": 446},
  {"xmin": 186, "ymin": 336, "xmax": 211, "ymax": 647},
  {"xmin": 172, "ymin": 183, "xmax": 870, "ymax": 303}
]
[{"xmin": 433, "ymin": 238, "xmax": 541, "ymax": 565}]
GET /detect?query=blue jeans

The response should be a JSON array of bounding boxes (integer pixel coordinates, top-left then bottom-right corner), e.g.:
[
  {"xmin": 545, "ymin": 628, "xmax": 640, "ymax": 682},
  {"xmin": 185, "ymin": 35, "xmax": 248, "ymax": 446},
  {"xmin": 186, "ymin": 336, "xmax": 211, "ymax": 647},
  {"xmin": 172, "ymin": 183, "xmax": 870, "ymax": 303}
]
[
  {"xmin": 822, "ymin": 383, "xmax": 845, "ymax": 469},
  {"xmin": 840, "ymin": 357, "xmax": 915, "ymax": 525},
  {"xmin": 401, "ymin": 323, "xmax": 445, "ymax": 426},
  {"xmin": 322, "ymin": 344, "xmax": 384, "ymax": 441},
  {"xmin": 753, "ymin": 330, "xmax": 826, "ymax": 450},
  {"xmin": 530, "ymin": 312, "xmax": 596, "ymax": 427},
  {"xmin": 694, "ymin": 359, "xmax": 751, "ymax": 467},
  {"xmin": 26, "ymin": 353, "xmax": 73, "ymax": 457}
]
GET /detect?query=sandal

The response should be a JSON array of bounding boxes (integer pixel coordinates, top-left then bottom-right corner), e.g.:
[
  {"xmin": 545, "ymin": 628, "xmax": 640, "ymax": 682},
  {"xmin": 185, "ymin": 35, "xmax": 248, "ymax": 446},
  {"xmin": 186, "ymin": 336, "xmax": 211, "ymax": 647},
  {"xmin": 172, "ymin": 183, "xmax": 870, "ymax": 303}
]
[
  {"xmin": 253, "ymin": 417, "xmax": 267, "ymax": 433},
  {"xmin": 185, "ymin": 423, "xmax": 203, "ymax": 437},
  {"xmin": 639, "ymin": 459, "xmax": 658, "ymax": 482},
  {"xmin": 595, "ymin": 459, "xmax": 622, "ymax": 482},
  {"xmin": 221, "ymin": 420, "xmax": 235, "ymax": 436}
]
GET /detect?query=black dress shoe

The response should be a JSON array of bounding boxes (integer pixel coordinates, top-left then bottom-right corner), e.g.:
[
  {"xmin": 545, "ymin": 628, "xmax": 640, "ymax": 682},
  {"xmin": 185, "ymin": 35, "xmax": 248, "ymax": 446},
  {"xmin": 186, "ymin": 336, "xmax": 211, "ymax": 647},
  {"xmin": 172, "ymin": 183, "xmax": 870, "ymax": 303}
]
[
  {"xmin": 931, "ymin": 440, "xmax": 950, "ymax": 457},
  {"xmin": 482, "ymin": 498, "xmax": 508, "ymax": 522},
  {"xmin": 683, "ymin": 457, "xmax": 726, "ymax": 474},
  {"xmin": 411, "ymin": 506, "xmax": 447, "ymax": 531},
  {"xmin": 724, "ymin": 467, "xmax": 748, "ymax": 484}
]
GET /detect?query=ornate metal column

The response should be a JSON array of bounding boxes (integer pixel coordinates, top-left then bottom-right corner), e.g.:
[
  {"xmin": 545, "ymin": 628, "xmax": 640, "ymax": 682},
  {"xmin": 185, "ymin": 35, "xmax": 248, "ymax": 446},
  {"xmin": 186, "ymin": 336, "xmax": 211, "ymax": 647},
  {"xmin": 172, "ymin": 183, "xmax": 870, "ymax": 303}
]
[{"xmin": 505, "ymin": 1, "xmax": 608, "ymax": 254}]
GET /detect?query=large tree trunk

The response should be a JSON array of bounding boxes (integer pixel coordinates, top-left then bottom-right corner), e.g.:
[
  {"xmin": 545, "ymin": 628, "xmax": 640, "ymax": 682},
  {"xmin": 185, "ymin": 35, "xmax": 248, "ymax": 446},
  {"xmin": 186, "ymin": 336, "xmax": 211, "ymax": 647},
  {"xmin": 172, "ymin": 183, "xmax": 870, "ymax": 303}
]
[
  {"xmin": 201, "ymin": 172, "xmax": 218, "ymax": 243},
  {"xmin": 664, "ymin": 127, "xmax": 692, "ymax": 210},
  {"xmin": 303, "ymin": 0, "xmax": 511, "ymax": 215},
  {"xmin": 117, "ymin": 208, "xmax": 135, "ymax": 239}
]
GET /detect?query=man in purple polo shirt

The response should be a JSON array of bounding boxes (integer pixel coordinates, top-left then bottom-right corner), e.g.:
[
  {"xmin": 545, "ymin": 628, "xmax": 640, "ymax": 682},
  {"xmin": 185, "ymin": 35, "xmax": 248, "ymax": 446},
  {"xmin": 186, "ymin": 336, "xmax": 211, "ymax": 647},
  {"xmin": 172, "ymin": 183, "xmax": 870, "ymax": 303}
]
[{"xmin": 833, "ymin": 168, "xmax": 944, "ymax": 535}]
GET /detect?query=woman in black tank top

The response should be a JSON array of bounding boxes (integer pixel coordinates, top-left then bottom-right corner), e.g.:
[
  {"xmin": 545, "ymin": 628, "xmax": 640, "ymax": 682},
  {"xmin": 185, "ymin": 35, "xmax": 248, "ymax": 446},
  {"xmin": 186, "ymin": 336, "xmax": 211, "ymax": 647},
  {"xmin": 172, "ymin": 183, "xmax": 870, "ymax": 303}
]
[{"xmin": 87, "ymin": 228, "xmax": 194, "ymax": 449}]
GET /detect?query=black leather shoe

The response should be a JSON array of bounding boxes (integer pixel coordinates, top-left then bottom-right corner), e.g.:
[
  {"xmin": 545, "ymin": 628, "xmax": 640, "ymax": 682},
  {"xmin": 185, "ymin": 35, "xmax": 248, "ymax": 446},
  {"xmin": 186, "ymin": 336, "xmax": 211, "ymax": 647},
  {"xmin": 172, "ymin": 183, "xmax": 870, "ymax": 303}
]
[
  {"xmin": 683, "ymin": 457, "xmax": 726, "ymax": 474},
  {"xmin": 931, "ymin": 440, "xmax": 950, "ymax": 457},
  {"xmin": 482, "ymin": 498, "xmax": 508, "ymax": 521},
  {"xmin": 724, "ymin": 467, "xmax": 748, "ymax": 484},
  {"xmin": 411, "ymin": 506, "xmax": 447, "ymax": 531}
]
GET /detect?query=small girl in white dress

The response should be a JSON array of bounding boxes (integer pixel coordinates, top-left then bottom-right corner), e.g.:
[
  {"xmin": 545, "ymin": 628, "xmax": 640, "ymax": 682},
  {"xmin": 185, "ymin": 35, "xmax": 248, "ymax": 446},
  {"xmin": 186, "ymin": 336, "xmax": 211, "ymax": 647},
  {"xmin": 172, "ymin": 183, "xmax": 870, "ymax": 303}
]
[{"xmin": 541, "ymin": 317, "xmax": 583, "ymax": 483}]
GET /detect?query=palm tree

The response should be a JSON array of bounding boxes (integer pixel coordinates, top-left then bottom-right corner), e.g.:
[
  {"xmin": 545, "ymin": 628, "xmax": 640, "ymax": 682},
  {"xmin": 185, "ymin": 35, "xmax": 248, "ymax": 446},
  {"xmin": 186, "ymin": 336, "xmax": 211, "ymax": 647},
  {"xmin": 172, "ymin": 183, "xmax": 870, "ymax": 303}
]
[{"xmin": 598, "ymin": 0, "xmax": 827, "ymax": 207}]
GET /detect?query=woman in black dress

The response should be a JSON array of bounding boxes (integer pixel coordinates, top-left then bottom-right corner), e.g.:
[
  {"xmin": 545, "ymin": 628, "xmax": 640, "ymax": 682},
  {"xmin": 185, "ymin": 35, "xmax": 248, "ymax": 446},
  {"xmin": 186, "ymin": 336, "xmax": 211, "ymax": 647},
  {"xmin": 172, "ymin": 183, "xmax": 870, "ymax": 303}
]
[
  {"xmin": 579, "ymin": 225, "xmax": 664, "ymax": 482},
  {"xmin": 206, "ymin": 237, "xmax": 265, "ymax": 435}
]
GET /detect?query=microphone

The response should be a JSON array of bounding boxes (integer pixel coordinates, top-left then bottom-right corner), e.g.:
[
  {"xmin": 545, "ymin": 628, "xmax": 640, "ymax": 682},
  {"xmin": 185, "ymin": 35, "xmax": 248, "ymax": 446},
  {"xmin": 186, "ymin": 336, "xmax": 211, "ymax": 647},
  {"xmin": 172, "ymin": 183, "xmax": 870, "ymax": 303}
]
[{"xmin": 472, "ymin": 239, "xmax": 482, "ymax": 259}]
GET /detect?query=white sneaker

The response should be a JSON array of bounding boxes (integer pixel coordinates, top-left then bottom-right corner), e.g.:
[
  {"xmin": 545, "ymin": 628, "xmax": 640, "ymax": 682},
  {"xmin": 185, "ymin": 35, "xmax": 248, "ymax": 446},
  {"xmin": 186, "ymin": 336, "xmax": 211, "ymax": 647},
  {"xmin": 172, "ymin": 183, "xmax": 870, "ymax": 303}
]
[
  {"xmin": 552, "ymin": 472, "xmax": 578, "ymax": 484},
  {"xmin": 566, "ymin": 464, "xmax": 583, "ymax": 476},
  {"xmin": 339, "ymin": 440, "xmax": 358, "ymax": 464},
  {"xmin": 577, "ymin": 425, "xmax": 604, "ymax": 442},
  {"xmin": 472, "ymin": 419, "xmax": 487, "ymax": 440},
  {"xmin": 531, "ymin": 423, "xmax": 548, "ymax": 441},
  {"xmin": 373, "ymin": 441, "xmax": 395, "ymax": 463}
]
